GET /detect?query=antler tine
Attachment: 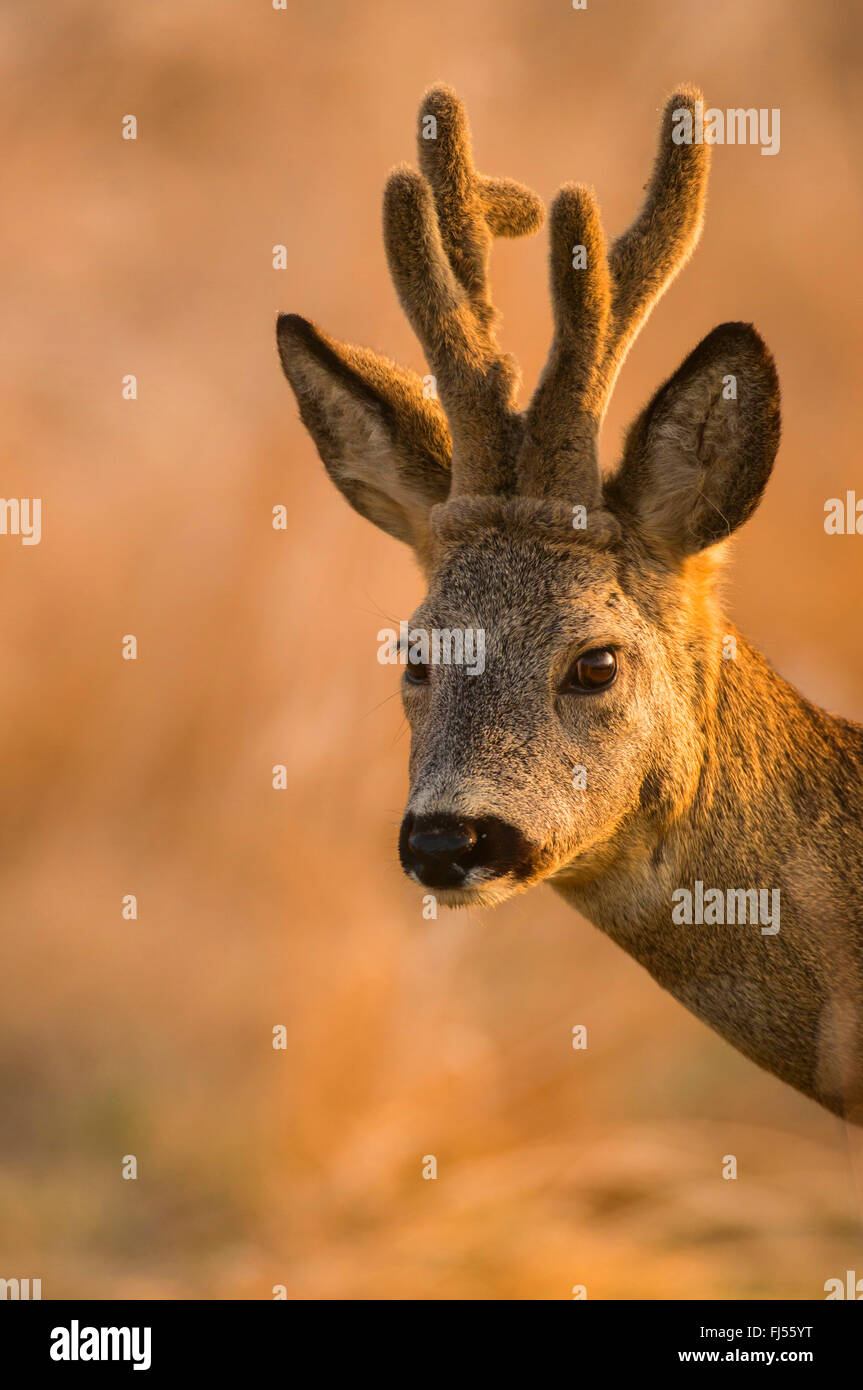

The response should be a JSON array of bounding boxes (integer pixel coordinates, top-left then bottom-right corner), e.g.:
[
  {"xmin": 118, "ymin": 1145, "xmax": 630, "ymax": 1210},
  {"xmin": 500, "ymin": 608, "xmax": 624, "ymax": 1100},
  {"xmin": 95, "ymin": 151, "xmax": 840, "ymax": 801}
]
[
  {"xmin": 383, "ymin": 85, "xmax": 544, "ymax": 497},
  {"xmin": 519, "ymin": 87, "xmax": 709, "ymax": 503},
  {"xmin": 518, "ymin": 183, "xmax": 611, "ymax": 503},
  {"xmin": 601, "ymin": 86, "xmax": 709, "ymax": 410}
]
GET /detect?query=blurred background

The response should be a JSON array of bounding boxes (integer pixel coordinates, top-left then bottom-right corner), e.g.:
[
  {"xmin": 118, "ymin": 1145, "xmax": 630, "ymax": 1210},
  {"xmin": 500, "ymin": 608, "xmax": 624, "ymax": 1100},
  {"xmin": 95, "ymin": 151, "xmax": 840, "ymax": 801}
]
[{"xmin": 1, "ymin": 0, "xmax": 862, "ymax": 1299}]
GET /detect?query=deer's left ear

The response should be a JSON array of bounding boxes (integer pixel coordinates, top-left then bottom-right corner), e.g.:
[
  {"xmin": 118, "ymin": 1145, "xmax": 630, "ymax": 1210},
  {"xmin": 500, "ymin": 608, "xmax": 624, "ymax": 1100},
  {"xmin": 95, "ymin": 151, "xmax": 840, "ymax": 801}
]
[
  {"xmin": 276, "ymin": 314, "xmax": 451, "ymax": 552},
  {"xmin": 607, "ymin": 322, "xmax": 780, "ymax": 557}
]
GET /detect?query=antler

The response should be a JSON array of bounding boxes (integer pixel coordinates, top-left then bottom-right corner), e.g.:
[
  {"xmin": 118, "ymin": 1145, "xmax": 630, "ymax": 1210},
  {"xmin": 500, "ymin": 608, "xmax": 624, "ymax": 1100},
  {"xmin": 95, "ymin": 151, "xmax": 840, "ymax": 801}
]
[
  {"xmin": 383, "ymin": 86, "xmax": 544, "ymax": 497},
  {"xmin": 381, "ymin": 86, "xmax": 708, "ymax": 507},
  {"xmin": 517, "ymin": 87, "xmax": 710, "ymax": 504}
]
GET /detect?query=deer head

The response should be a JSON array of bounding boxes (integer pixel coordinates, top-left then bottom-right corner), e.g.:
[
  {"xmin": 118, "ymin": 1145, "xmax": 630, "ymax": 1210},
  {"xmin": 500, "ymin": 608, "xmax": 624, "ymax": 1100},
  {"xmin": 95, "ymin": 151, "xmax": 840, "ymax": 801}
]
[{"xmin": 277, "ymin": 86, "xmax": 781, "ymax": 908}]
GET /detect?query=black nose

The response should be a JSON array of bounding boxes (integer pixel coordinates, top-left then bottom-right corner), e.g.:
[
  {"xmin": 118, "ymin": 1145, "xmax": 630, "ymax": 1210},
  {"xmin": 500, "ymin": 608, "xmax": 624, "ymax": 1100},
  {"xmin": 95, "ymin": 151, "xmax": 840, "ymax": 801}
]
[
  {"xmin": 403, "ymin": 816, "xmax": 479, "ymax": 887},
  {"xmin": 410, "ymin": 822, "xmax": 477, "ymax": 863},
  {"xmin": 399, "ymin": 812, "xmax": 538, "ymax": 890}
]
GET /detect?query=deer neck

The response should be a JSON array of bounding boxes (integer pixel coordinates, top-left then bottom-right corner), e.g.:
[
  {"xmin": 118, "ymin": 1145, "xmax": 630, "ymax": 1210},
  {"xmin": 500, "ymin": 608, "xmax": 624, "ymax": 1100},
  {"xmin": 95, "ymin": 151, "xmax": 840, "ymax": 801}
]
[{"xmin": 552, "ymin": 628, "xmax": 863, "ymax": 1117}]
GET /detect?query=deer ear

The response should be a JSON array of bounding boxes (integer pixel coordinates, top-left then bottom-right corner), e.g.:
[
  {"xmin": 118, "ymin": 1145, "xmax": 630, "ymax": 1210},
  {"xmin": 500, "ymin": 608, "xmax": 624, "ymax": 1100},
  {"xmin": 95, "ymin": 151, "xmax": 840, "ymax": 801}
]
[
  {"xmin": 607, "ymin": 323, "xmax": 780, "ymax": 557},
  {"xmin": 276, "ymin": 314, "xmax": 452, "ymax": 551}
]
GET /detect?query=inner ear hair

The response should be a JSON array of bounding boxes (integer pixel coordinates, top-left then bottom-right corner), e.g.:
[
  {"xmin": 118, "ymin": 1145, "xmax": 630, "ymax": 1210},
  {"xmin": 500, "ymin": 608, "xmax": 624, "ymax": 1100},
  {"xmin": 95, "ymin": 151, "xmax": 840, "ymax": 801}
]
[
  {"xmin": 276, "ymin": 313, "xmax": 452, "ymax": 550},
  {"xmin": 606, "ymin": 321, "xmax": 781, "ymax": 559}
]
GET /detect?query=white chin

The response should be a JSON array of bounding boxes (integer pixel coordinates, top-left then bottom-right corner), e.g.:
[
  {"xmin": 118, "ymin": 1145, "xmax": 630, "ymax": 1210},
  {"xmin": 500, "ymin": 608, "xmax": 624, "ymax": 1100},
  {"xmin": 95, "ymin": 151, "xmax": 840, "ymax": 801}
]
[{"xmin": 429, "ymin": 875, "xmax": 524, "ymax": 909}]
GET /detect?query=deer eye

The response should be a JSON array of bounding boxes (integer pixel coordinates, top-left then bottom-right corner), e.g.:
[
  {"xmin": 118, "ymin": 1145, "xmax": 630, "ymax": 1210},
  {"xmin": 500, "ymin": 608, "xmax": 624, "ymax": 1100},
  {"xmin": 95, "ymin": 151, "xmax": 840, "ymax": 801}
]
[
  {"xmin": 562, "ymin": 648, "xmax": 617, "ymax": 693},
  {"xmin": 404, "ymin": 653, "xmax": 430, "ymax": 685}
]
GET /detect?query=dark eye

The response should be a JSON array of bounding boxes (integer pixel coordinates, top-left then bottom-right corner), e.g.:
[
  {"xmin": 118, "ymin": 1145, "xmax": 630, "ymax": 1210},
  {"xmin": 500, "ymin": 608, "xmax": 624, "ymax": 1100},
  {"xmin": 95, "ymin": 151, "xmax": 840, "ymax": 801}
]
[
  {"xmin": 404, "ymin": 654, "xmax": 430, "ymax": 686},
  {"xmin": 562, "ymin": 648, "xmax": 618, "ymax": 693}
]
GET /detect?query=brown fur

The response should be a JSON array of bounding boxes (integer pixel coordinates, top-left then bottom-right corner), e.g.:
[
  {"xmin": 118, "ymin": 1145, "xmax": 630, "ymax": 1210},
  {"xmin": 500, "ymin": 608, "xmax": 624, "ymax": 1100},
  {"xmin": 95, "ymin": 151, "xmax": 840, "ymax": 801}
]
[{"xmin": 276, "ymin": 86, "xmax": 863, "ymax": 1123}]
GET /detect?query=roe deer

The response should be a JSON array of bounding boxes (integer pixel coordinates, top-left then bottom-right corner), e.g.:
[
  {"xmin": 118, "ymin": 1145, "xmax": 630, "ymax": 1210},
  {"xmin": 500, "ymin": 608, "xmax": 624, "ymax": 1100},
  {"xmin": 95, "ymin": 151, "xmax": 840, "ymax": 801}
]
[{"xmin": 277, "ymin": 86, "xmax": 863, "ymax": 1122}]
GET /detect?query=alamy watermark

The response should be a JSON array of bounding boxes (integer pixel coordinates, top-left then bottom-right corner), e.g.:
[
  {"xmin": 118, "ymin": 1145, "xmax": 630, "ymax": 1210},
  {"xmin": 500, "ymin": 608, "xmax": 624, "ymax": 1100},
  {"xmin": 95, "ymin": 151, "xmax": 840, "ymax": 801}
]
[
  {"xmin": 1, "ymin": 1276, "xmax": 41, "ymax": 1299},
  {"xmin": 672, "ymin": 880, "xmax": 780, "ymax": 935},
  {"xmin": 672, "ymin": 101, "xmax": 780, "ymax": 157},
  {"xmin": 50, "ymin": 1322, "xmax": 151, "ymax": 1371},
  {"xmin": 824, "ymin": 491, "xmax": 863, "ymax": 534},
  {"xmin": 378, "ymin": 622, "xmax": 486, "ymax": 676},
  {"xmin": 0, "ymin": 497, "xmax": 41, "ymax": 545}
]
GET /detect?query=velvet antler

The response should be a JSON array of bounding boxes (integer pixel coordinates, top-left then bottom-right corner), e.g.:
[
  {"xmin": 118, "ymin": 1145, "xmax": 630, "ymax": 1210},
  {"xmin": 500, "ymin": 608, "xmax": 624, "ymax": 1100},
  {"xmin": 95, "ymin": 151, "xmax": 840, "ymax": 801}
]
[
  {"xmin": 383, "ymin": 85, "xmax": 544, "ymax": 496},
  {"xmin": 279, "ymin": 86, "xmax": 710, "ymax": 532},
  {"xmin": 517, "ymin": 87, "xmax": 710, "ymax": 504}
]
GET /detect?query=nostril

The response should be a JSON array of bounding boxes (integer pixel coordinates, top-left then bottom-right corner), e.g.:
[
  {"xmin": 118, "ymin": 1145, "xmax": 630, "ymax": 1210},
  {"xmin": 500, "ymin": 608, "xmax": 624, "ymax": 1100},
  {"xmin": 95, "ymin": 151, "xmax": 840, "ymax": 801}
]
[
  {"xmin": 409, "ymin": 824, "xmax": 478, "ymax": 861},
  {"xmin": 399, "ymin": 815, "xmax": 484, "ymax": 888},
  {"xmin": 399, "ymin": 811, "xmax": 538, "ymax": 890}
]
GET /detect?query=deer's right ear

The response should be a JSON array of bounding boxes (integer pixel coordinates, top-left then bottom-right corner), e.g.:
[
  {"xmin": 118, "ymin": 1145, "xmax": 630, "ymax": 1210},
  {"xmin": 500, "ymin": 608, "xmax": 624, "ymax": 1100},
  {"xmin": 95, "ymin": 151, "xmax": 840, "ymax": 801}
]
[
  {"xmin": 276, "ymin": 314, "xmax": 451, "ymax": 552},
  {"xmin": 607, "ymin": 322, "xmax": 781, "ymax": 559}
]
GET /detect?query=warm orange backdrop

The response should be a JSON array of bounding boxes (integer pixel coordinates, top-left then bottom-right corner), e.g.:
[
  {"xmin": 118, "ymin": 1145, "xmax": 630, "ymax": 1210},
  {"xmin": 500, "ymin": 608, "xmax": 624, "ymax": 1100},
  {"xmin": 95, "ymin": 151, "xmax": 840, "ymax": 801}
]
[{"xmin": 1, "ymin": 0, "xmax": 862, "ymax": 1298}]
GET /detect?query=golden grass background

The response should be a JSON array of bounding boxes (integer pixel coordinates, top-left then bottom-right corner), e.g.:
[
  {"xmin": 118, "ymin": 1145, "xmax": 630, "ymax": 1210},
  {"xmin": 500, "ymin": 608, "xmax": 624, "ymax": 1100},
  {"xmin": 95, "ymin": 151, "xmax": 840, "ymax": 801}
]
[{"xmin": 1, "ymin": 0, "xmax": 862, "ymax": 1298}]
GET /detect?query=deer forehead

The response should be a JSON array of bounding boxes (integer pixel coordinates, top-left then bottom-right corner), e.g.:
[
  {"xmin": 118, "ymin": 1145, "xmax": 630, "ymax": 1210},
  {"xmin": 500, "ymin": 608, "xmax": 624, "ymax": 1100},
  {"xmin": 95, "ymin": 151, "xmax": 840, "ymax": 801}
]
[{"xmin": 415, "ymin": 535, "xmax": 630, "ymax": 634}]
